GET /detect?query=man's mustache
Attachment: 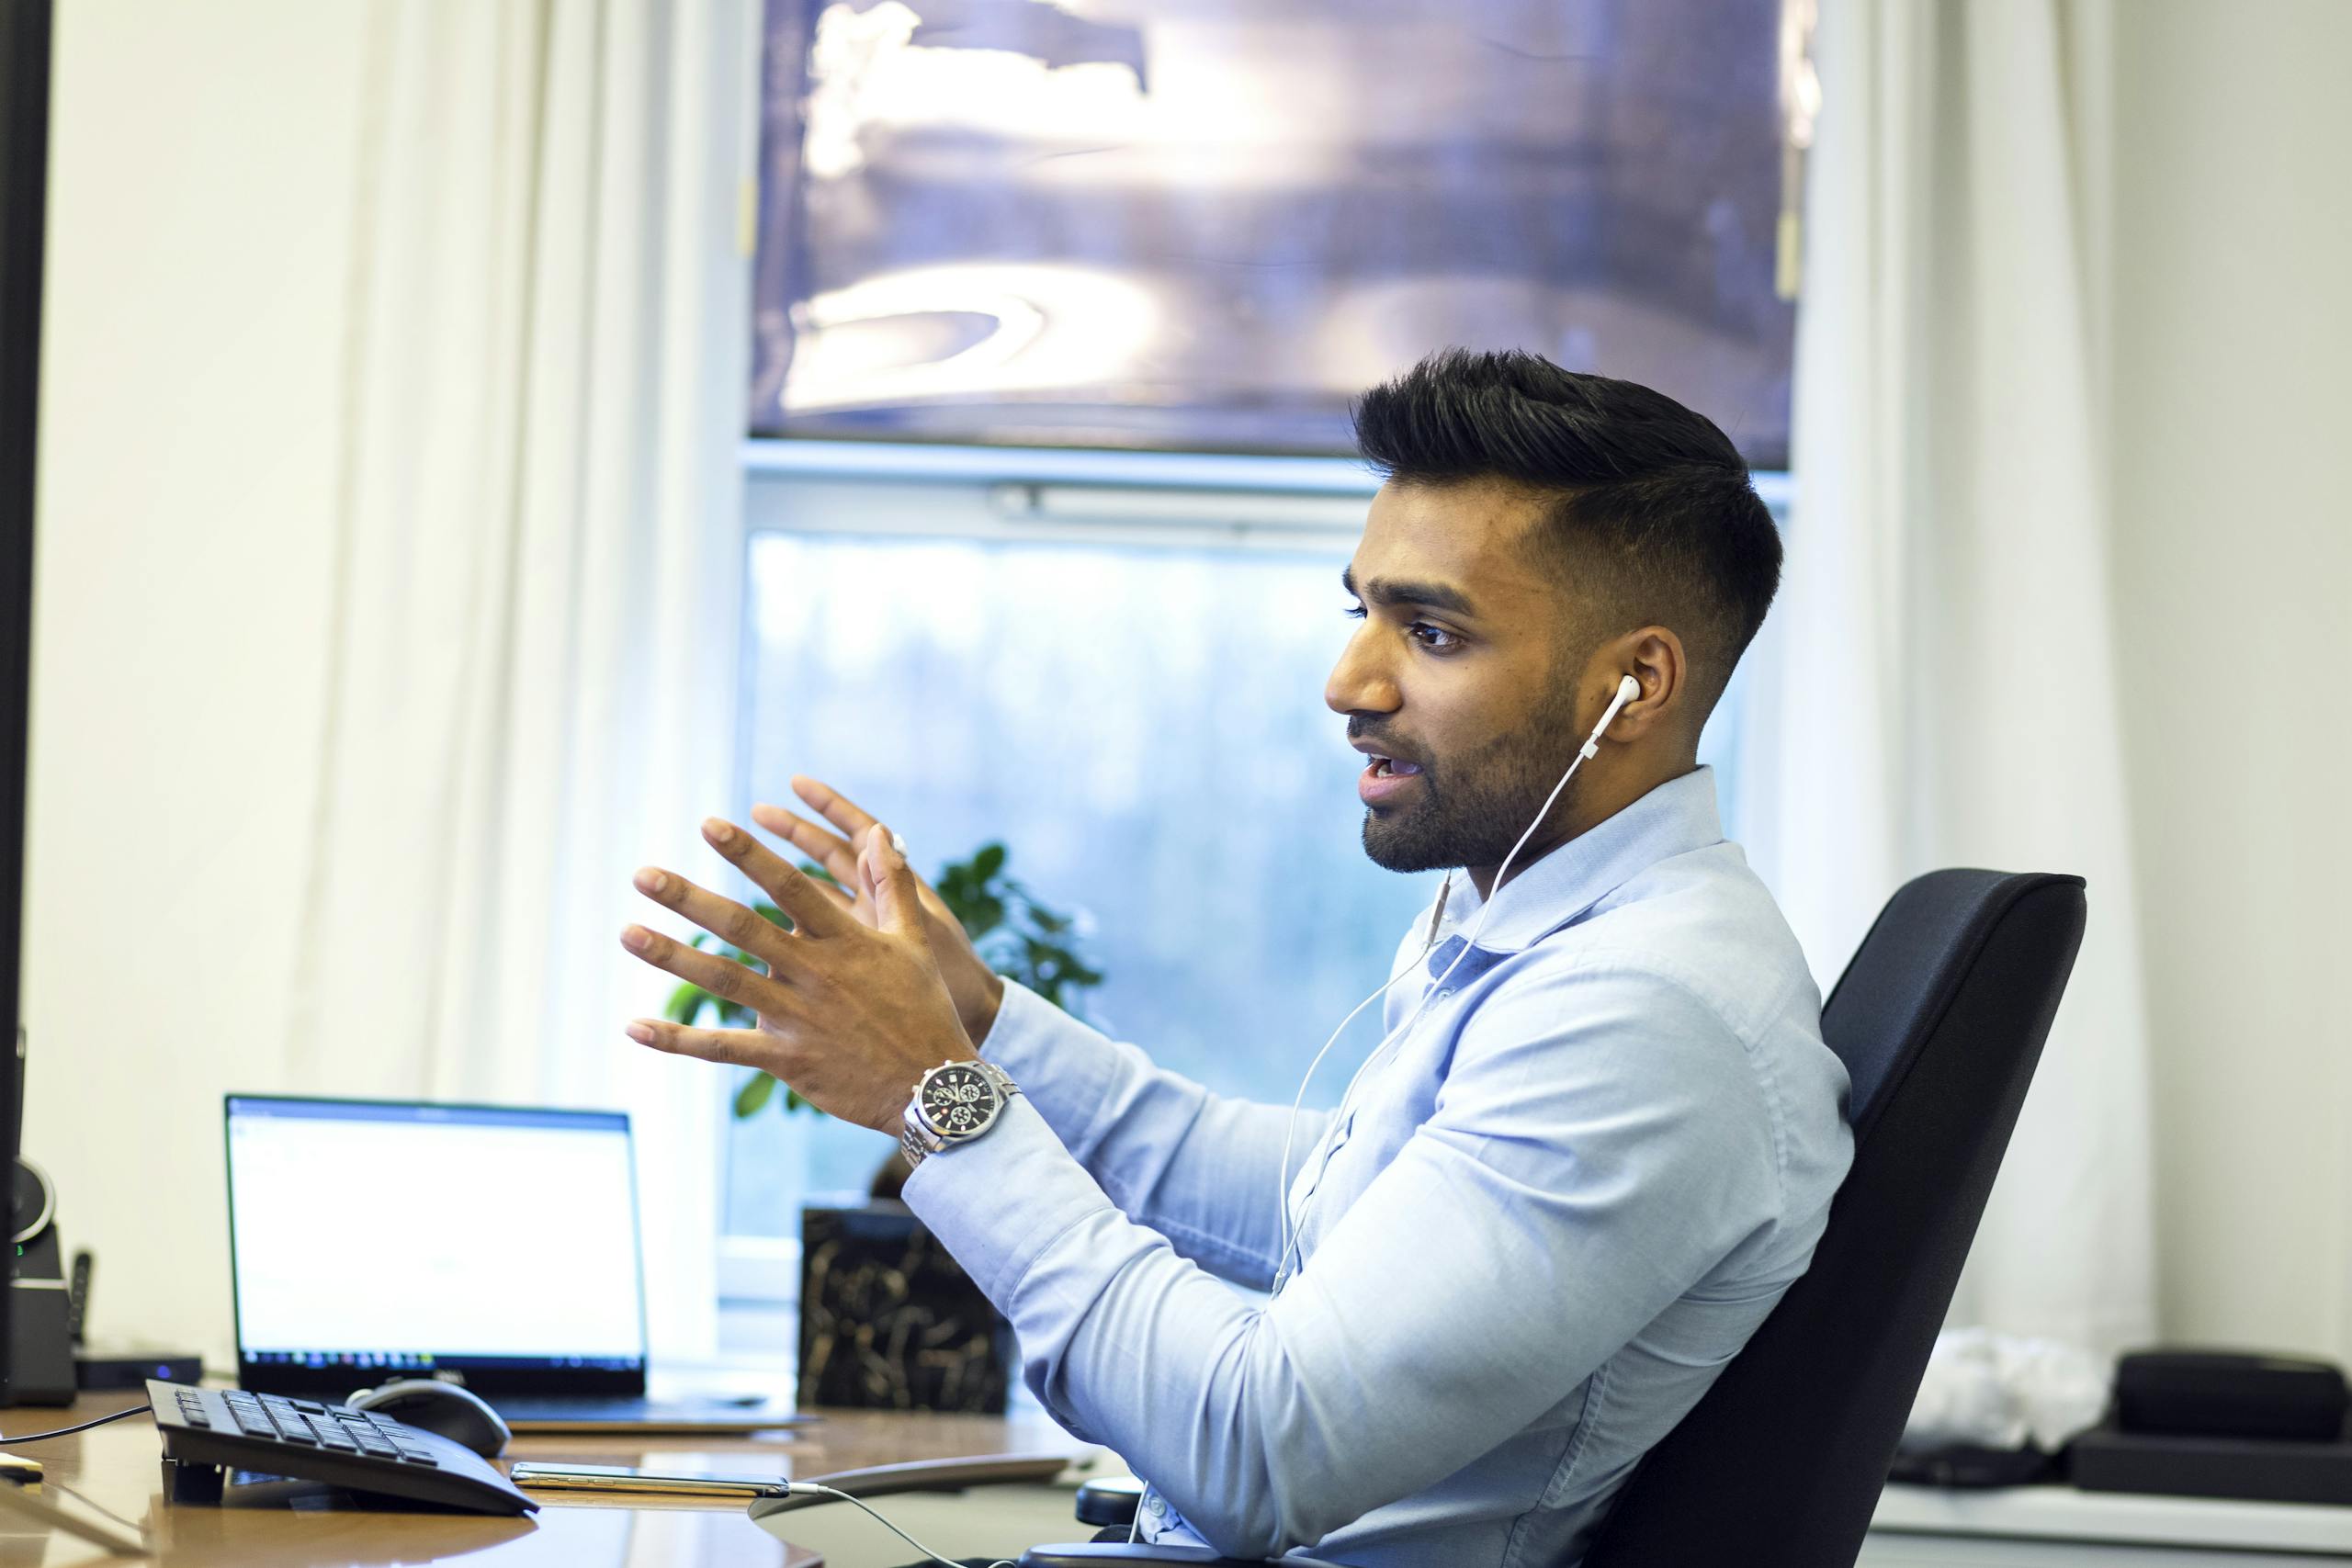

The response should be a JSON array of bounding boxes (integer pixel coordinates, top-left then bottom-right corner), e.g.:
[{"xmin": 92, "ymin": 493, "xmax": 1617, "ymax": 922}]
[{"xmin": 1345, "ymin": 722, "xmax": 1429, "ymax": 770}]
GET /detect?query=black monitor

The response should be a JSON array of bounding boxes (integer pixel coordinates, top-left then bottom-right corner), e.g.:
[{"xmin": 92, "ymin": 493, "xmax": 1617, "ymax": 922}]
[{"xmin": 0, "ymin": 0, "xmax": 54, "ymax": 1404}]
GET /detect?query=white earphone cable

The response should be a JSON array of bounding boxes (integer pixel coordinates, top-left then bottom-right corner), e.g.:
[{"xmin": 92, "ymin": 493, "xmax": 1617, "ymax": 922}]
[
  {"xmin": 787, "ymin": 1482, "xmax": 1017, "ymax": 1568},
  {"xmin": 1272, "ymin": 676, "xmax": 1640, "ymax": 1289}
]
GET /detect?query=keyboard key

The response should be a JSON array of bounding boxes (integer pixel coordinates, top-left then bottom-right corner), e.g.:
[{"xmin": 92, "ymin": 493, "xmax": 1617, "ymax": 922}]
[
  {"xmin": 292, "ymin": 1400, "xmax": 326, "ymax": 1414},
  {"xmin": 391, "ymin": 1447, "xmax": 438, "ymax": 1466}
]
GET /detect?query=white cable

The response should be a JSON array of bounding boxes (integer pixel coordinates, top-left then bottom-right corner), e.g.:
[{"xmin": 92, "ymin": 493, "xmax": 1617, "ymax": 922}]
[
  {"xmin": 1270, "ymin": 949, "xmax": 1434, "ymax": 1280},
  {"xmin": 1272, "ymin": 678, "xmax": 1637, "ymax": 1290},
  {"xmin": 787, "ymin": 1482, "xmax": 1017, "ymax": 1568}
]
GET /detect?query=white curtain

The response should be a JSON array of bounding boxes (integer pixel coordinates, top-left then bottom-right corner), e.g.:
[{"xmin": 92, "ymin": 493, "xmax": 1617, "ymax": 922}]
[
  {"xmin": 285, "ymin": 0, "xmax": 757, "ymax": 1364},
  {"xmin": 1743, "ymin": 0, "xmax": 2155, "ymax": 1352}
]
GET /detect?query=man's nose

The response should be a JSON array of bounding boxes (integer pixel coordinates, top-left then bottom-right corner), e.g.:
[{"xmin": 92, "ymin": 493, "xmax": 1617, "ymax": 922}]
[{"xmin": 1325, "ymin": 625, "xmax": 1400, "ymax": 716}]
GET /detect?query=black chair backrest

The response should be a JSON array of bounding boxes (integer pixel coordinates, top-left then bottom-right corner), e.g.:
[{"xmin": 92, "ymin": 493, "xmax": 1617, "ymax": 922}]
[{"xmin": 1580, "ymin": 869, "xmax": 2087, "ymax": 1568}]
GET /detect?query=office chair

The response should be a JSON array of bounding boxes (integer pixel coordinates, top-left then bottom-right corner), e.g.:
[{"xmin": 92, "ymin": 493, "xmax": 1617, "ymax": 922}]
[{"xmin": 1016, "ymin": 868, "xmax": 2088, "ymax": 1568}]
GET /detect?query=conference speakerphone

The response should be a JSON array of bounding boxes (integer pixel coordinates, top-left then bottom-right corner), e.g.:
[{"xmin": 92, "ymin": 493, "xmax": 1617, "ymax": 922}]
[{"xmin": 148, "ymin": 1380, "xmax": 537, "ymax": 1516}]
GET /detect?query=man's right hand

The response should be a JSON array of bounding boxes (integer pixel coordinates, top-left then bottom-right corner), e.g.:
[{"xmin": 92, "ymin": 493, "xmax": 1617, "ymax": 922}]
[{"xmin": 752, "ymin": 777, "xmax": 1008, "ymax": 1049}]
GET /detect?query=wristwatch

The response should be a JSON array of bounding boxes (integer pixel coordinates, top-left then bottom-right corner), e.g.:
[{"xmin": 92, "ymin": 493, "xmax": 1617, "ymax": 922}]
[{"xmin": 899, "ymin": 1058, "xmax": 1021, "ymax": 1171}]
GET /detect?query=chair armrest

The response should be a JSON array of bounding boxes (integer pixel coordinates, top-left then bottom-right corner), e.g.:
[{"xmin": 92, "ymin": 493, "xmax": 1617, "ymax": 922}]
[{"xmin": 1018, "ymin": 1546, "xmax": 1346, "ymax": 1567}]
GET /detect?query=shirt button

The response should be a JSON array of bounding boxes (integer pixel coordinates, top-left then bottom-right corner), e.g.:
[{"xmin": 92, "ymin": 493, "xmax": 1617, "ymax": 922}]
[{"xmin": 1145, "ymin": 1494, "xmax": 1167, "ymax": 1519}]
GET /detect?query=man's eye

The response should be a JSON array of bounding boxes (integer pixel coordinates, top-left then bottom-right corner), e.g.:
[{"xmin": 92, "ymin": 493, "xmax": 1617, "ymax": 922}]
[
  {"xmin": 1409, "ymin": 623, "xmax": 1461, "ymax": 651},
  {"xmin": 1342, "ymin": 603, "xmax": 1366, "ymax": 620}
]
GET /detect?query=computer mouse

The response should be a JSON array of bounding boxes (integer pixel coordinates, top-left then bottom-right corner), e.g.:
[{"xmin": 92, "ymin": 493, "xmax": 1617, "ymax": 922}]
[{"xmin": 345, "ymin": 1379, "xmax": 513, "ymax": 1459}]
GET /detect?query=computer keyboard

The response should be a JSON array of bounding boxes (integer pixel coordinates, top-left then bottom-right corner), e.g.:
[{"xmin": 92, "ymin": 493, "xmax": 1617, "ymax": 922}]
[{"xmin": 147, "ymin": 1379, "xmax": 537, "ymax": 1516}]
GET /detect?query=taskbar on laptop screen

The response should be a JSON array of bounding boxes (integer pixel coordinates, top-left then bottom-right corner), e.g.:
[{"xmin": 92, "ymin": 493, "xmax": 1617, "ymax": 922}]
[{"xmin": 238, "ymin": 1348, "xmax": 649, "ymax": 1399}]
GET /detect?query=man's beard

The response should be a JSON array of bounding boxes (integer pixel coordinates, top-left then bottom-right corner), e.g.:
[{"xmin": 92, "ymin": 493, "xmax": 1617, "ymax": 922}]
[{"xmin": 1359, "ymin": 691, "xmax": 1588, "ymax": 874}]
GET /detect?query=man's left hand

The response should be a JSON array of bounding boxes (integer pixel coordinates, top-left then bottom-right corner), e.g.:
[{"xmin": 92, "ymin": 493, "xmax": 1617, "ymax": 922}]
[{"xmin": 618, "ymin": 816, "xmax": 976, "ymax": 1134}]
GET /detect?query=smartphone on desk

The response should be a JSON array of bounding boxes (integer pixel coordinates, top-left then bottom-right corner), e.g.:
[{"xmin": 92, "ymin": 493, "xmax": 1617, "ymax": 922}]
[{"xmin": 507, "ymin": 1461, "xmax": 788, "ymax": 1499}]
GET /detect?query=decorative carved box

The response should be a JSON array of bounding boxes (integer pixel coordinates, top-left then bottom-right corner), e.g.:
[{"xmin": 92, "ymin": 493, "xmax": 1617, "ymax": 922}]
[{"xmin": 797, "ymin": 1203, "xmax": 1012, "ymax": 1413}]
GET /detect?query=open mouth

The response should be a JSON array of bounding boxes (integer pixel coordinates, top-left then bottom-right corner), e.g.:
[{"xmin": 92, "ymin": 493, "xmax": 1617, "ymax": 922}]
[{"xmin": 1357, "ymin": 749, "xmax": 1427, "ymax": 805}]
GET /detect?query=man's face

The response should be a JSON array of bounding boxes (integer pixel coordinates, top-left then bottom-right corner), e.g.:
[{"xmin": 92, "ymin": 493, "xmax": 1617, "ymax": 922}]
[{"xmin": 1327, "ymin": 479, "xmax": 1591, "ymax": 874}]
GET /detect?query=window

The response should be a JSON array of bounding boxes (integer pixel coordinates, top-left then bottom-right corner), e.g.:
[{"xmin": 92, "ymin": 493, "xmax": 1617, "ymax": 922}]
[
  {"xmin": 751, "ymin": 0, "xmax": 1799, "ymax": 462},
  {"xmin": 718, "ymin": 453, "xmax": 1780, "ymax": 1260}
]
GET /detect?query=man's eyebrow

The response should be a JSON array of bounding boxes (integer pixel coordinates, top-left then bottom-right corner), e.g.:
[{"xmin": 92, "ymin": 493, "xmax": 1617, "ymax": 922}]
[{"xmin": 1340, "ymin": 566, "xmax": 1477, "ymax": 618}]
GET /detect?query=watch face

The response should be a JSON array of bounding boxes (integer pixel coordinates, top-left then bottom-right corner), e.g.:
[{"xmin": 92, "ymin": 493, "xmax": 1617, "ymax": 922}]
[{"xmin": 919, "ymin": 1063, "xmax": 1001, "ymax": 1139}]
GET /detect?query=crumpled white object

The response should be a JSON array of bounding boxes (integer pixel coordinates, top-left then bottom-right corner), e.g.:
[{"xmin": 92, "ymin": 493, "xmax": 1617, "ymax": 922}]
[{"xmin": 1901, "ymin": 1327, "xmax": 2113, "ymax": 1452}]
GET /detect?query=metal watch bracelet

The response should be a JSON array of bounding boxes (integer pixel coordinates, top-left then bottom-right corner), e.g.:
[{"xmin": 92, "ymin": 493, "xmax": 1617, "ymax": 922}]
[{"xmin": 899, "ymin": 1060, "xmax": 1019, "ymax": 1172}]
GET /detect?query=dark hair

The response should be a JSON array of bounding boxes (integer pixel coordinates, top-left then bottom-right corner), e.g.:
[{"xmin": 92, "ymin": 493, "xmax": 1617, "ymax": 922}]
[{"xmin": 1352, "ymin": 348, "xmax": 1781, "ymax": 715}]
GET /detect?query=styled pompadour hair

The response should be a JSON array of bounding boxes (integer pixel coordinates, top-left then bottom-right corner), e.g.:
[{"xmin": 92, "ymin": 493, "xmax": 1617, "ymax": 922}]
[{"xmin": 1353, "ymin": 348, "xmax": 1781, "ymax": 711}]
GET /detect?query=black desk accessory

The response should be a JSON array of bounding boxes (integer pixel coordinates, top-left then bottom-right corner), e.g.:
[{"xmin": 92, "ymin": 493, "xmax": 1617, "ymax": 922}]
[
  {"xmin": 76, "ymin": 1350, "xmax": 206, "ymax": 1392},
  {"xmin": 62, "ymin": 1248, "xmax": 204, "ymax": 1390},
  {"xmin": 2115, "ymin": 1348, "xmax": 2348, "ymax": 1442},
  {"xmin": 147, "ymin": 1379, "xmax": 537, "ymax": 1516},
  {"xmin": 2067, "ymin": 1348, "xmax": 2352, "ymax": 1507},
  {"xmin": 2071, "ymin": 1423, "xmax": 2352, "ymax": 1506},
  {"xmin": 6, "ymin": 1156, "xmax": 75, "ymax": 1404}
]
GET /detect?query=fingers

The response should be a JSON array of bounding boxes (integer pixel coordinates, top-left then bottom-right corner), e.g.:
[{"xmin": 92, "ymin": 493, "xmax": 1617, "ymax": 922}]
[
  {"xmin": 701, "ymin": 817, "xmax": 848, "ymax": 937},
  {"xmin": 860, "ymin": 823, "xmax": 924, "ymax": 939},
  {"xmin": 631, "ymin": 867, "xmax": 793, "ymax": 968},
  {"xmin": 749, "ymin": 800, "xmax": 863, "ymax": 890},
  {"xmin": 624, "ymin": 1019, "xmax": 768, "ymax": 1068},
  {"xmin": 789, "ymin": 775, "xmax": 880, "ymax": 842},
  {"xmin": 619, "ymin": 922, "xmax": 797, "ymax": 1013}
]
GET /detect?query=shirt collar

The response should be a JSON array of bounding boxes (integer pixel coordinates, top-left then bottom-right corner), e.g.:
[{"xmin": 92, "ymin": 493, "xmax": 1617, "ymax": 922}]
[{"xmin": 1429, "ymin": 765, "xmax": 1726, "ymax": 954}]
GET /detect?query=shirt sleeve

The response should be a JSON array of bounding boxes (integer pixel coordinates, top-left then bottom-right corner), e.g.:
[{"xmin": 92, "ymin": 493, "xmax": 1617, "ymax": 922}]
[
  {"xmin": 975, "ymin": 980, "xmax": 1324, "ymax": 1289},
  {"xmin": 902, "ymin": 960, "xmax": 1783, "ymax": 1561}
]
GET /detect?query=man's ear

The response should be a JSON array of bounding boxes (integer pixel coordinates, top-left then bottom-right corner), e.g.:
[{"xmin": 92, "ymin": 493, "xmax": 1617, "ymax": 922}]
[{"xmin": 1600, "ymin": 628, "xmax": 1688, "ymax": 741}]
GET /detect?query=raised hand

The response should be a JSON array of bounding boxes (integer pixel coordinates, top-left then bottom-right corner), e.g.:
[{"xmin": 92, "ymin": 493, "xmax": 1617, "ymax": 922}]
[
  {"xmin": 750, "ymin": 775, "xmax": 1007, "ymax": 1046},
  {"xmin": 620, "ymin": 817, "xmax": 975, "ymax": 1134}
]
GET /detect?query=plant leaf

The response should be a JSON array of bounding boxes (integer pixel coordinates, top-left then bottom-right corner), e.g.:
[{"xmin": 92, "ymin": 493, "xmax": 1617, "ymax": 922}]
[{"xmin": 733, "ymin": 1074, "xmax": 775, "ymax": 1117}]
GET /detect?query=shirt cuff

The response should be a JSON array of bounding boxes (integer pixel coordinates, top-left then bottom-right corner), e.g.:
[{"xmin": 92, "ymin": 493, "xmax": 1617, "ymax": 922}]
[
  {"xmin": 973, "ymin": 980, "xmax": 1124, "ymax": 1152},
  {"xmin": 899, "ymin": 1092, "xmax": 1115, "ymax": 1304}
]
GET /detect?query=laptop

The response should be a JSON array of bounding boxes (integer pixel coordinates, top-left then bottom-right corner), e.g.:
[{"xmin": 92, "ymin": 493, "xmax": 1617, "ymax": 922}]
[{"xmin": 223, "ymin": 1093, "xmax": 812, "ymax": 1434}]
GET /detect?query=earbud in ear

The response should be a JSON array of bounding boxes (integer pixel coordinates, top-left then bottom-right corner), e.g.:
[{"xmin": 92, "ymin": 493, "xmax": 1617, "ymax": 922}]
[{"xmin": 1580, "ymin": 674, "xmax": 1643, "ymax": 761}]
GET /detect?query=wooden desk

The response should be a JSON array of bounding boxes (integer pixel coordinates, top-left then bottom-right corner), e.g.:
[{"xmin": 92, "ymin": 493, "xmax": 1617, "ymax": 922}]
[{"xmin": 2, "ymin": 1393, "xmax": 1093, "ymax": 1567}]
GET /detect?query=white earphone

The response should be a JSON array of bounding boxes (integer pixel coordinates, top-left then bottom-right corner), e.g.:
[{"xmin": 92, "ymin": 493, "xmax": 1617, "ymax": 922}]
[{"xmin": 1271, "ymin": 673, "xmax": 1643, "ymax": 1290}]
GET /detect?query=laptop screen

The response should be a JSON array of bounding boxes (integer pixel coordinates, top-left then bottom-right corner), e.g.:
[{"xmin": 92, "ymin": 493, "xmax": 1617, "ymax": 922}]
[{"xmin": 225, "ymin": 1095, "xmax": 647, "ymax": 1394}]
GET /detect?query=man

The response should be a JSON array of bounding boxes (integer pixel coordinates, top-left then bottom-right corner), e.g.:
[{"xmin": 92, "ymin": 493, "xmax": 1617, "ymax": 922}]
[{"xmin": 618, "ymin": 349, "xmax": 1853, "ymax": 1565}]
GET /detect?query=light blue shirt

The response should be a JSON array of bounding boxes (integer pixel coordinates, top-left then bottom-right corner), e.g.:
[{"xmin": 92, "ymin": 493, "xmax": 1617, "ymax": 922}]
[{"xmin": 902, "ymin": 766, "xmax": 1853, "ymax": 1565}]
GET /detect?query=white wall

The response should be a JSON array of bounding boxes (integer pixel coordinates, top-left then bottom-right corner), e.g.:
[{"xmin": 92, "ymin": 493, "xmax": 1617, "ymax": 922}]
[
  {"xmin": 2106, "ymin": 1, "xmax": 2352, "ymax": 1363},
  {"xmin": 26, "ymin": 2, "xmax": 368, "ymax": 1358}
]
